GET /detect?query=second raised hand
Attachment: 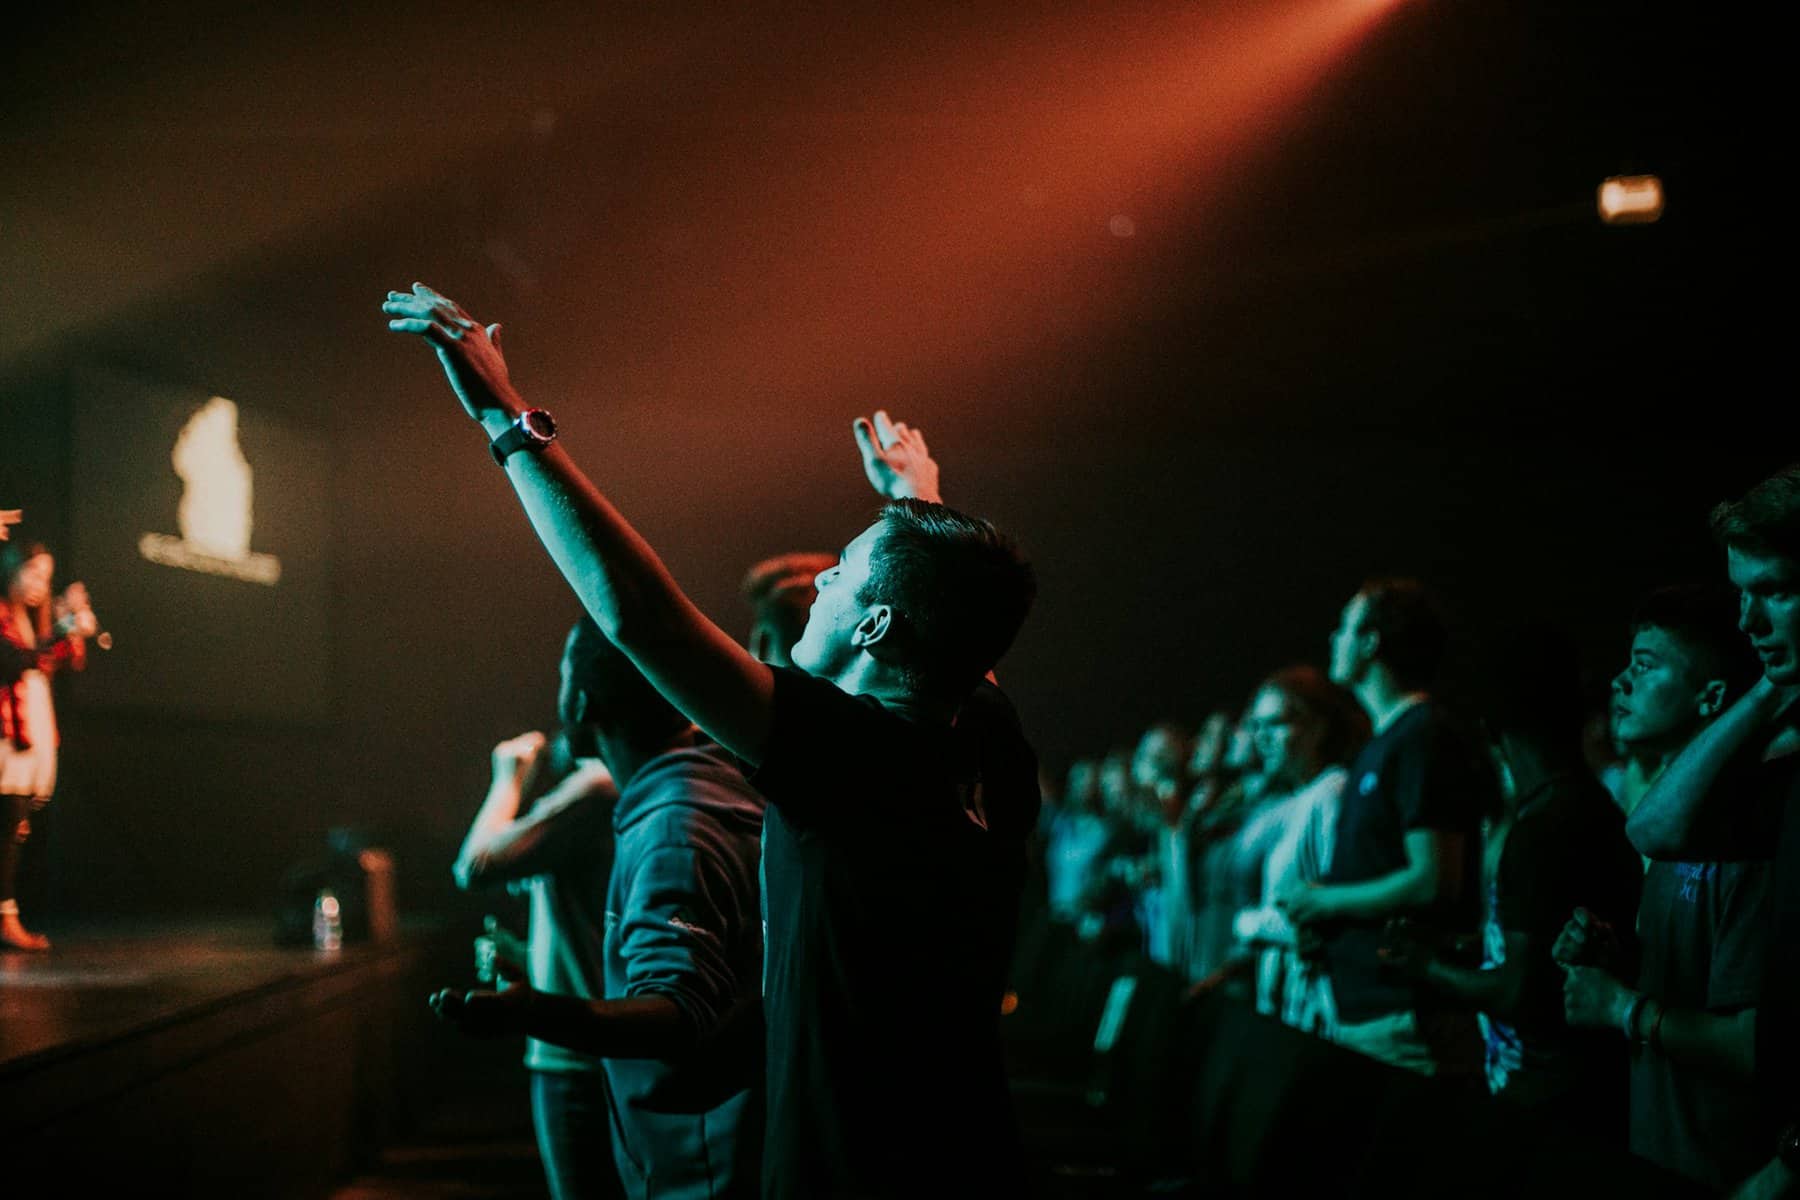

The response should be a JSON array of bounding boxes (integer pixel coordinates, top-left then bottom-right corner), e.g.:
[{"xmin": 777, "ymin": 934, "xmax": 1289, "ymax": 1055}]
[
  {"xmin": 853, "ymin": 409, "xmax": 943, "ymax": 504},
  {"xmin": 384, "ymin": 283, "xmax": 520, "ymax": 421}
]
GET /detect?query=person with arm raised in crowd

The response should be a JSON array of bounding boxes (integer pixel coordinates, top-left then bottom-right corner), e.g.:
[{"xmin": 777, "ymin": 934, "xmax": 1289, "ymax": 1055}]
[{"xmin": 390, "ymin": 284, "xmax": 1039, "ymax": 1200}]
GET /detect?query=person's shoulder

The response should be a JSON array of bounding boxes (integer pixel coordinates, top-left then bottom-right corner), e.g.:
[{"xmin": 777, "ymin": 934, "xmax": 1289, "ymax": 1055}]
[{"xmin": 769, "ymin": 664, "xmax": 900, "ymax": 732}]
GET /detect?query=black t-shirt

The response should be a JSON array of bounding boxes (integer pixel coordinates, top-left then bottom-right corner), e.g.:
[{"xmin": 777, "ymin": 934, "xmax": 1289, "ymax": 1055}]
[
  {"xmin": 1764, "ymin": 766, "xmax": 1800, "ymax": 1133},
  {"xmin": 1322, "ymin": 701, "xmax": 1491, "ymax": 1023},
  {"xmin": 749, "ymin": 667, "xmax": 1039, "ymax": 1200},
  {"xmin": 1718, "ymin": 755, "xmax": 1800, "ymax": 1139},
  {"xmin": 1631, "ymin": 855, "xmax": 1773, "ymax": 1187},
  {"xmin": 1669, "ymin": 752, "xmax": 1800, "ymax": 1140},
  {"xmin": 1483, "ymin": 773, "xmax": 1643, "ymax": 1105}
]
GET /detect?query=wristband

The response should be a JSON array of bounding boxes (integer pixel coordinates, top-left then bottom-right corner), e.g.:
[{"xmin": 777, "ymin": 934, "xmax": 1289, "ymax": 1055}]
[
  {"xmin": 1621, "ymin": 993, "xmax": 1647, "ymax": 1043},
  {"xmin": 489, "ymin": 408, "xmax": 558, "ymax": 466}
]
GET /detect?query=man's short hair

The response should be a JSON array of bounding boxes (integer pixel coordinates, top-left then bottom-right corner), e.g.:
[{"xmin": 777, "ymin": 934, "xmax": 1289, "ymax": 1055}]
[
  {"xmin": 856, "ymin": 500, "xmax": 1035, "ymax": 699},
  {"xmin": 565, "ymin": 616, "xmax": 687, "ymax": 736},
  {"xmin": 1710, "ymin": 463, "xmax": 1800, "ymax": 562},
  {"xmin": 1358, "ymin": 577, "xmax": 1447, "ymax": 691},
  {"xmin": 1631, "ymin": 584, "xmax": 1759, "ymax": 699}
]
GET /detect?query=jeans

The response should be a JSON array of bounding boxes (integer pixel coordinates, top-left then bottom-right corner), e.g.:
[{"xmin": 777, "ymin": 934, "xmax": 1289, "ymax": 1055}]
[{"xmin": 531, "ymin": 1070, "xmax": 623, "ymax": 1200}]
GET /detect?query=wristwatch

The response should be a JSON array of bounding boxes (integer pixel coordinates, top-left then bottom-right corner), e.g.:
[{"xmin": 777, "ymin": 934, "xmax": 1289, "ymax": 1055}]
[{"xmin": 489, "ymin": 408, "xmax": 557, "ymax": 466}]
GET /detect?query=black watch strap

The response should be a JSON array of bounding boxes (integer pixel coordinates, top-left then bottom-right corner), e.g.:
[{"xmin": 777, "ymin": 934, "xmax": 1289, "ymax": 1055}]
[{"xmin": 489, "ymin": 410, "xmax": 556, "ymax": 466}]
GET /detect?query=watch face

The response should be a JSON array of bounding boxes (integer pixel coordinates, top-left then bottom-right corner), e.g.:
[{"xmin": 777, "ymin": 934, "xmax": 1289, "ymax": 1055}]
[{"xmin": 522, "ymin": 409, "xmax": 556, "ymax": 440}]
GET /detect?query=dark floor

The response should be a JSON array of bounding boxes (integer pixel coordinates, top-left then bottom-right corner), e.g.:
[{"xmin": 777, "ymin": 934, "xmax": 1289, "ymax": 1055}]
[
  {"xmin": 330, "ymin": 936, "xmax": 551, "ymax": 1199},
  {"xmin": 329, "ymin": 1072, "xmax": 544, "ymax": 1200}
]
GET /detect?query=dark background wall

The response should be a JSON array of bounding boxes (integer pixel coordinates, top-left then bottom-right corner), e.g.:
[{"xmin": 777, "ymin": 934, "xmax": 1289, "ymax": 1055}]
[{"xmin": 0, "ymin": 1, "xmax": 1782, "ymax": 920}]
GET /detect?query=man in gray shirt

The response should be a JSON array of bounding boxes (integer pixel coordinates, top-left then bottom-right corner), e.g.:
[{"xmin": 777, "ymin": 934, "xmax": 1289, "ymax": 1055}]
[{"xmin": 438, "ymin": 617, "xmax": 765, "ymax": 1199}]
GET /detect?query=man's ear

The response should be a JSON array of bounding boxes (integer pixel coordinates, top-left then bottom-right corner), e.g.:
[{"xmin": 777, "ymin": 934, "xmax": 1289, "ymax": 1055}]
[
  {"xmin": 567, "ymin": 689, "xmax": 593, "ymax": 727},
  {"xmin": 852, "ymin": 605, "xmax": 894, "ymax": 655},
  {"xmin": 1697, "ymin": 679, "xmax": 1728, "ymax": 720}
]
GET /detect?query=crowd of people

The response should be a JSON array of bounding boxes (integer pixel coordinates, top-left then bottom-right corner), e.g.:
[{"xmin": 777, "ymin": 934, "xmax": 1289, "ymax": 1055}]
[
  {"xmin": 10, "ymin": 286, "xmax": 1799, "ymax": 1200},
  {"xmin": 12, "ymin": 280, "xmax": 1691, "ymax": 1199},
  {"xmin": 397, "ymin": 280, "xmax": 1037, "ymax": 1200},
  {"xmin": 1037, "ymin": 479, "xmax": 1800, "ymax": 1196}
]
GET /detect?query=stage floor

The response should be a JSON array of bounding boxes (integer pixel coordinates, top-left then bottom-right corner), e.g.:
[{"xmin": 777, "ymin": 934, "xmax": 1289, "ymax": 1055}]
[
  {"xmin": 1, "ymin": 918, "xmax": 428, "ymax": 1198},
  {"xmin": 0, "ymin": 918, "xmax": 393, "ymax": 1070}
]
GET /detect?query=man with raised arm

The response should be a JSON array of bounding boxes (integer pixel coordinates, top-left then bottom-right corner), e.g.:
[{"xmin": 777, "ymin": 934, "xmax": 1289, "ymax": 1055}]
[{"xmin": 387, "ymin": 284, "xmax": 1040, "ymax": 1199}]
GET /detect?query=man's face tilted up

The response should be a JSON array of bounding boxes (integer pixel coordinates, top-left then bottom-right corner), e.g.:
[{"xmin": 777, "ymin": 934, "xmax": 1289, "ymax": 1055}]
[
  {"xmin": 789, "ymin": 522, "xmax": 885, "ymax": 681},
  {"xmin": 1610, "ymin": 625, "xmax": 1717, "ymax": 754},
  {"xmin": 1329, "ymin": 592, "xmax": 1372, "ymax": 688},
  {"xmin": 1728, "ymin": 545, "xmax": 1800, "ymax": 687}
]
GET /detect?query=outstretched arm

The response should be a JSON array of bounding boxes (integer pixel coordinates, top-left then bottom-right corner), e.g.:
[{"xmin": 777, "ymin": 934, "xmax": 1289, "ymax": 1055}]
[
  {"xmin": 431, "ymin": 977, "xmax": 696, "ymax": 1059},
  {"xmin": 385, "ymin": 285, "xmax": 776, "ymax": 766}
]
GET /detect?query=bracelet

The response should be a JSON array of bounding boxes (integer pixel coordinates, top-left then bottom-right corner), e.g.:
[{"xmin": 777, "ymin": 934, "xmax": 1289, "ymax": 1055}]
[
  {"xmin": 1621, "ymin": 993, "xmax": 1648, "ymax": 1043},
  {"xmin": 1648, "ymin": 1000, "xmax": 1667, "ymax": 1052}
]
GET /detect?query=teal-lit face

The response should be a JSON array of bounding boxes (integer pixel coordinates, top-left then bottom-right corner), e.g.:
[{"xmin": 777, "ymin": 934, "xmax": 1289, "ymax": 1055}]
[
  {"xmin": 789, "ymin": 522, "xmax": 883, "ymax": 680},
  {"xmin": 1328, "ymin": 593, "xmax": 1369, "ymax": 686},
  {"xmin": 1098, "ymin": 754, "xmax": 1134, "ymax": 813},
  {"xmin": 1728, "ymin": 546, "xmax": 1800, "ymax": 686},
  {"xmin": 1131, "ymin": 728, "xmax": 1185, "ymax": 790},
  {"xmin": 1064, "ymin": 760, "xmax": 1100, "ymax": 815},
  {"xmin": 1610, "ymin": 626, "xmax": 1712, "ymax": 751},
  {"xmin": 1246, "ymin": 686, "xmax": 1301, "ymax": 787}
]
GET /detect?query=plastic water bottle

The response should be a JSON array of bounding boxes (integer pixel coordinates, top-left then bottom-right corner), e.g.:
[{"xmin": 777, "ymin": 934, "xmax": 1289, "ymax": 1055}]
[{"xmin": 313, "ymin": 888, "xmax": 343, "ymax": 952}]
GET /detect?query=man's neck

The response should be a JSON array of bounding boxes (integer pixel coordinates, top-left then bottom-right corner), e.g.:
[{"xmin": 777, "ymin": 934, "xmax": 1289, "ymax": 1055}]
[
  {"xmin": 1358, "ymin": 673, "xmax": 1428, "ymax": 735},
  {"xmin": 826, "ymin": 657, "xmax": 957, "ymax": 724},
  {"xmin": 593, "ymin": 723, "xmax": 700, "ymax": 792}
]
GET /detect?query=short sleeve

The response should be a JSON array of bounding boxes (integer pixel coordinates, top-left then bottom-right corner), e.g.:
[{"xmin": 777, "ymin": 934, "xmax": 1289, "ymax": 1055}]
[
  {"xmin": 1389, "ymin": 719, "xmax": 1486, "ymax": 836},
  {"xmin": 748, "ymin": 666, "xmax": 910, "ymax": 829}
]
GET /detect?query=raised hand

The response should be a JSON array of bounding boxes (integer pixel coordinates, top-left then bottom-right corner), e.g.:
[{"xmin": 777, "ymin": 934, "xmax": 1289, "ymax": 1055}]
[
  {"xmin": 383, "ymin": 283, "xmax": 521, "ymax": 420},
  {"xmin": 853, "ymin": 410, "xmax": 942, "ymax": 504},
  {"xmin": 491, "ymin": 730, "xmax": 548, "ymax": 788},
  {"xmin": 55, "ymin": 583, "xmax": 99, "ymax": 639}
]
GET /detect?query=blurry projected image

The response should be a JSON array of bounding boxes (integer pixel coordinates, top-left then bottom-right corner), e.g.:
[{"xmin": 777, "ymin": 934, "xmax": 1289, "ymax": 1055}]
[{"xmin": 70, "ymin": 369, "xmax": 329, "ymax": 721}]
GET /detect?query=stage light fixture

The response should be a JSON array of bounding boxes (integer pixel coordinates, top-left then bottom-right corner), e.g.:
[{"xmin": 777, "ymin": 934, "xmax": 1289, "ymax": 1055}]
[{"xmin": 1597, "ymin": 174, "xmax": 1664, "ymax": 225}]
